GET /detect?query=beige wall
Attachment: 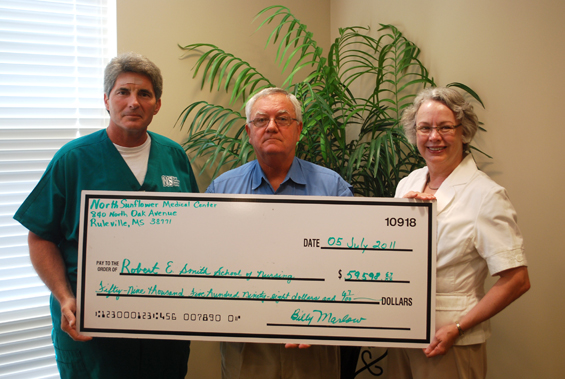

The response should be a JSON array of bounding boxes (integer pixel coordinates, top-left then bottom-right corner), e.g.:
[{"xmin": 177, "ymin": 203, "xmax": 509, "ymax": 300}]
[
  {"xmin": 118, "ymin": 0, "xmax": 564, "ymax": 378},
  {"xmin": 331, "ymin": 1, "xmax": 563, "ymax": 378},
  {"xmin": 117, "ymin": 0, "xmax": 331, "ymax": 190},
  {"xmin": 117, "ymin": 1, "xmax": 331, "ymax": 378}
]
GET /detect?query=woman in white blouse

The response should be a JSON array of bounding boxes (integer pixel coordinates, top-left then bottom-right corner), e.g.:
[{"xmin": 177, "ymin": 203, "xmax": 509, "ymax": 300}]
[{"xmin": 389, "ymin": 87, "xmax": 530, "ymax": 379}]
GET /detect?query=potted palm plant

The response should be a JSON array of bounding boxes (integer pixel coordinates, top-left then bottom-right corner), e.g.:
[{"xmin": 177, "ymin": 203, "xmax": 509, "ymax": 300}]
[{"xmin": 176, "ymin": 5, "xmax": 483, "ymax": 197}]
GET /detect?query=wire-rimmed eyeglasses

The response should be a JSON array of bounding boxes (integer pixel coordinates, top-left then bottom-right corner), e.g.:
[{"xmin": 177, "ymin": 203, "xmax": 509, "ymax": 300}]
[
  {"xmin": 248, "ymin": 116, "xmax": 298, "ymax": 128},
  {"xmin": 416, "ymin": 124, "xmax": 462, "ymax": 136}
]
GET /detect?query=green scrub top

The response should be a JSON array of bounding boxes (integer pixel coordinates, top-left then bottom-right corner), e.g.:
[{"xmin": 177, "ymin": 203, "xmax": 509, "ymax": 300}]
[{"xmin": 15, "ymin": 129, "xmax": 198, "ymax": 378}]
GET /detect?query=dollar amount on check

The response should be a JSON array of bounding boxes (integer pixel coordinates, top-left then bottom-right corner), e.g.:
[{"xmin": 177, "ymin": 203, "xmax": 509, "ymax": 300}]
[{"xmin": 77, "ymin": 191, "xmax": 436, "ymax": 348}]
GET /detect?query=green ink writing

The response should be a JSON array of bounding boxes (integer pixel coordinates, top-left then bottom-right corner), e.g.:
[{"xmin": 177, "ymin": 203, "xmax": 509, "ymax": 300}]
[
  {"xmin": 121, "ymin": 259, "xmax": 160, "ymax": 274},
  {"xmin": 120, "ymin": 199, "xmax": 159, "ymax": 208},
  {"xmin": 256, "ymin": 270, "xmax": 294, "ymax": 283},
  {"xmin": 179, "ymin": 265, "xmax": 211, "ymax": 275},
  {"xmin": 147, "ymin": 284, "xmax": 184, "ymax": 297},
  {"xmin": 291, "ymin": 308, "xmax": 366, "ymax": 325},
  {"xmin": 213, "ymin": 267, "xmax": 241, "ymax": 276},
  {"xmin": 96, "ymin": 281, "xmax": 122, "ymax": 299},
  {"xmin": 162, "ymin": 200, "xmax": 189, "ymax": 208}
]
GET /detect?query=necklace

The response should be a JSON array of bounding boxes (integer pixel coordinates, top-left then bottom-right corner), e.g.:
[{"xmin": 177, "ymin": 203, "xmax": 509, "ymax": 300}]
[{"xmin": 427, "ymin": 176, "xmax": 440, "ymax": 190}]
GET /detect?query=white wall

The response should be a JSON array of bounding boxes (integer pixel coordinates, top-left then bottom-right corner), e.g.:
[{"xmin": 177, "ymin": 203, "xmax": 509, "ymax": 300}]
[
  {"xmin": 331, "ymin": 1, "xmax": 565, "ymax": 378},
  {"xmin": 117, "ymin": 0, "xmax": 565, "ymax": 377}
]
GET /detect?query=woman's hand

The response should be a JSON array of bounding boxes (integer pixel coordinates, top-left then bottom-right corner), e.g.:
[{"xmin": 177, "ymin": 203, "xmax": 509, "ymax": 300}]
[
  {"xmin": 423, "ymin": 323, "xmax": 459, "ymax": 357},
  {"xmin": 403, "ymin": 191, "xmax": 436, "ymax": 201},
  {"xmin": 423, "ymin": 266, "xmax": 530, "ymax": 358}
]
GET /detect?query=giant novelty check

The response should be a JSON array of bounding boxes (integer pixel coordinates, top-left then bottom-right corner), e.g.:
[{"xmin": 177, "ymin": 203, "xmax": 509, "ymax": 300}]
[{"xmin": 77, "ymin": 191, "xmax": 436, "ymax": 348}]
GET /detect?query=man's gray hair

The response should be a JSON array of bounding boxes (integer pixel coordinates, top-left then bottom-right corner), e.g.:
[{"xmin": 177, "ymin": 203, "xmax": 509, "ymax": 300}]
[
  {"xmin": 104, "ymin": 52, "xmax": 163, "ymax": 100},
  {"xmin": 401, "ymin": 87, "xmax": 479, "ymax": 151},
  {"xmin": 245, "ymin": 88, "xmax": 303, "ymax": 123}
]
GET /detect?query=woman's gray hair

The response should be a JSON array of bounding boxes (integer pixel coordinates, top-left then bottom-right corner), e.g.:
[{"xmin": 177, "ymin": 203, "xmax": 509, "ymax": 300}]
[
  {"xmin": 245, "ymin": 88, "xmax": 303, "ymax": 123},
  {"xmin": 104, "ymin": 52, "xmax": 163, "ymax": 100},
  {"xmin": 401, "ymin": 87, "xmax": 479, "ymax": 150}
]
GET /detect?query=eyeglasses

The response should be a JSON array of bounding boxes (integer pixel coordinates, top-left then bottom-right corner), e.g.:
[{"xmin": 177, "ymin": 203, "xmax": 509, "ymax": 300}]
[
  {"xmin": 248, "ymin": 115, "xmax": 298, "ymax": 128},
  {"xmin": 416, "ymin": 124, "xmax": 462, "ymax": 136}
]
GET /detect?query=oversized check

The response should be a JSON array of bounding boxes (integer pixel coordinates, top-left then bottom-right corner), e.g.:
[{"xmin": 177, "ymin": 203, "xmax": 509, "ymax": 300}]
[{"xmin": 77, "ymin": 191, "xmax": 436, "ymax": 348}]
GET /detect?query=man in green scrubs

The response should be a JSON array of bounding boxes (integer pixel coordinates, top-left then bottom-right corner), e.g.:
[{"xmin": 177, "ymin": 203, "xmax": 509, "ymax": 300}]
[{"xmin": 14, "ymin": 52, "xmax": 198, "ymax": 378}]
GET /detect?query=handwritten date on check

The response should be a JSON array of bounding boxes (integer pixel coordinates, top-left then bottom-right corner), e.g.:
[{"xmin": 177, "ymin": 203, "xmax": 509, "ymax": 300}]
[{"xmin": 77, "ymin": 191, "xmax": 436, "ymax": 348}]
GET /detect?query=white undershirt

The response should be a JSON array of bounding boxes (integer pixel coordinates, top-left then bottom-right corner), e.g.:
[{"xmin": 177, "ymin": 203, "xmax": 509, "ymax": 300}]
[{"xmin": 113, "ymin": 135, "xmax": 151, "ymax": 185}]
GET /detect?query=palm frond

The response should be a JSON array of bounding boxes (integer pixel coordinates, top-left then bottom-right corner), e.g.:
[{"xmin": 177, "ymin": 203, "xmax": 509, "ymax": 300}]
[
  {"xmin": 176, "ymin": 6, "xmax": 486, "ymax": 195},
  {"xmin": 179, "ymin": 43, "xmax": 273, "ymax": 104}
]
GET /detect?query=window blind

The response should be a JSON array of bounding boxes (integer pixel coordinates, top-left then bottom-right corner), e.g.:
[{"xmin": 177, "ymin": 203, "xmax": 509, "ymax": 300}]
[{"xmin": 0, "ymin": 0, "xmax": 115, "ymax": 377}]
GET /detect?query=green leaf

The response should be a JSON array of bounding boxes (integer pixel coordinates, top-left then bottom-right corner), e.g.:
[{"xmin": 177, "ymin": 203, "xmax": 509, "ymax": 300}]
[
  {"xmin": 176, "ymin": 6, "xmax": 487, "ymax": 193},
  {"xmin": 447, "ymin": 82, "xmax": 485, "ymax": 108}
]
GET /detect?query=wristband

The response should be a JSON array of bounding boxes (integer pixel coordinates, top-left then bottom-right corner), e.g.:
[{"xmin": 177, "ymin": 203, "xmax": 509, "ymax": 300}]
[{"xmin": 456, "ymin": 323, "xmax": 464, "ymax": 336}]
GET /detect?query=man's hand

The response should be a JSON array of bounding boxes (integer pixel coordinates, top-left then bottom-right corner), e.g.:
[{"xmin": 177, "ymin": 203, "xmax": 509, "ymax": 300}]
[
  {"xmin": 60, "ymin": 297, "xmax": 92, "ymax": 342},
  {"xmin": 28, "ymin": 232, "xmax": 92, "ymax": 342},
  {"xmin": 284, "ymin": 343, "xmax": 311, "ymax": 349}
]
